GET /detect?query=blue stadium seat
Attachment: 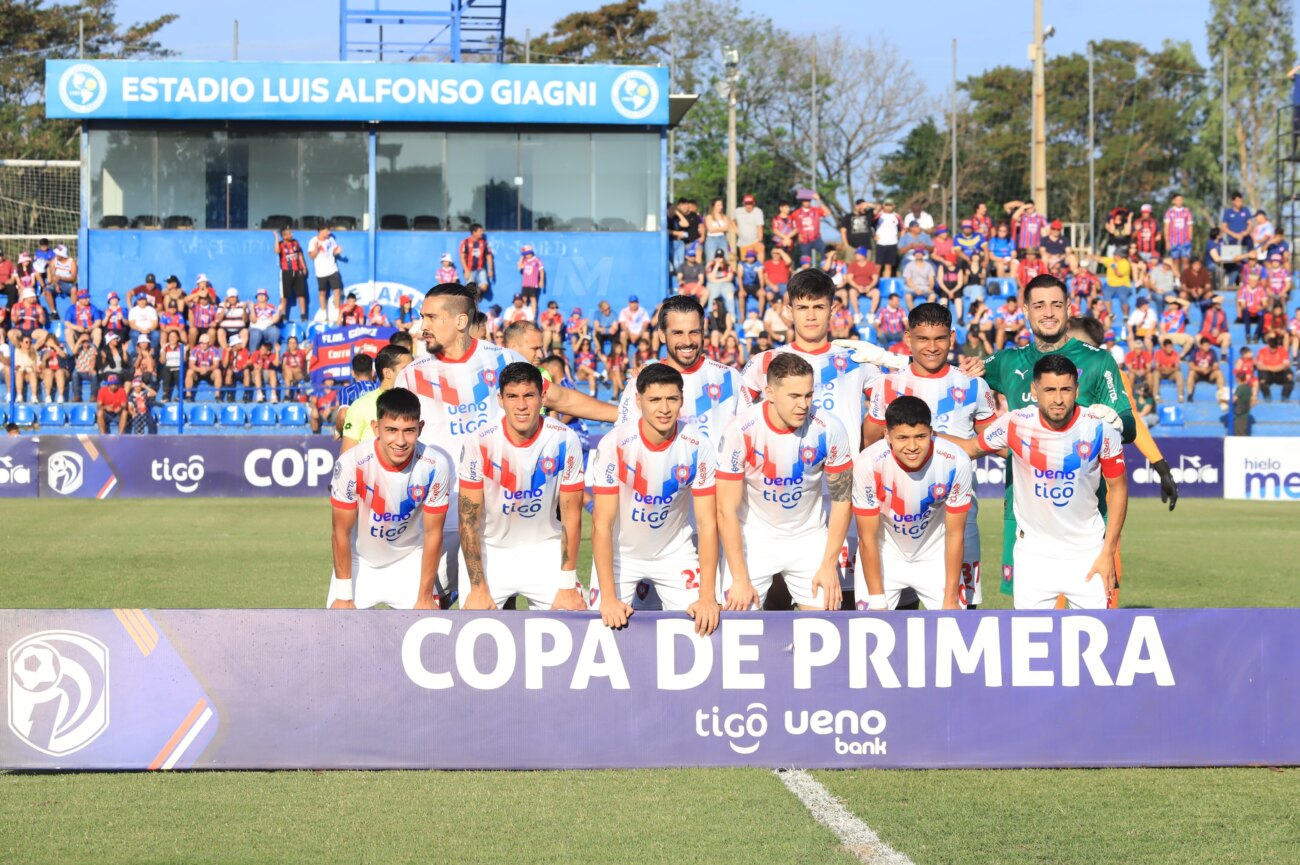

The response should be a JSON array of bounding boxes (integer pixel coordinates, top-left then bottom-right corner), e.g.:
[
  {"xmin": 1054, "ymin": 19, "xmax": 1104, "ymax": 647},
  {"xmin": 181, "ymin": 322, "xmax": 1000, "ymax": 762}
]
[
  {"xmin": 0, "ymin": 408, "xmax": 6, "ymax": 424},
  {"xmin": 219, "ymin": 404, "xmax": 247, "ymax": 427},
  {"xmin": 279, "ymin": 403, "xmax": 308, "ymax": 426},
  {"xmin": 46, "ymin": 320, "xmax": 66, "ymax": 341},
  {"xmin": 986, "ymin": 277, "xmax": 1017, "ymax": 297},
  {"xmin": 68, "ymin": 404, "xmax": 96, "ymax": 427},
  {"xmin": 281, "ymin": 322, "xmax": 303, "ymax": 343},
  {"xmin": 189, "ymin": 405, "xmax": 218, "ymax": 427},
  {"xmin": 1158, "ymin": 404, "xmax": 1185, "ymax": 427},
  {"xmin": 962, "ymin": 284, "xmax": 986, "ymax": 302},
  {"xmin": 250, "ymin": 404, "xmax": 278, "ymax": 426},
  {"xmin": 39, "ymin": 404, "xmax": 66, "ymax": 426},
  {"xmin": 158, "ymin": 403, "xmax": 183, "ymax": 428},
  {"xmin": 11, "ymin": 405, "xmax": 35, "ymax": 426},
  {"xmin": 879, "ymin": 277, "xmax": 905, "ymax": 298}
]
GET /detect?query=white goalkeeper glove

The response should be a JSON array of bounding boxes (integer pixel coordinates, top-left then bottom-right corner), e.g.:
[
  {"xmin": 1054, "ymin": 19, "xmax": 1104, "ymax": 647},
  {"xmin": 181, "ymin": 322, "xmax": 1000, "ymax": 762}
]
[
  {"xmin": 1085, "ymin": 403, "xmax": 1122, "ymax": 432},
  {"xmin": 831, "ymin": 339, "xmax": 910, "ymax": 370}
]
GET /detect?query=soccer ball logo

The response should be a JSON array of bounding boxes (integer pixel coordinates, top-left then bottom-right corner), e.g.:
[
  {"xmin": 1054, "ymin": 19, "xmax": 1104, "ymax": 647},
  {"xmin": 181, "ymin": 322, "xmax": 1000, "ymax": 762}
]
[
  {"xmin": 46, "ymin": 451, "xmax": 84, "ymax": 496},
  {"xmin": 1075, "ymin": 441, "xmax": 1092, "ymax": 459},
  {"xmin": 610, "ymin": 70, "xmax": 659, "ymax": 121},
  {"xmin": 674, "ymin": 464, "xmax": 692, "ymax": 484},
  {"xmin": 540, "ymin": 456, "xmax": 557, "ymax": 475},
  {"xmin": 57, "ymin": 64, "xmax": 108, "ymax": 115},
  {"xmin": 8, "ymin": 630, "xmax": 109, "ymax": 756},
  {"xmin": 800, "ymin": 445, "xmax": 817, "ymax": 464}
]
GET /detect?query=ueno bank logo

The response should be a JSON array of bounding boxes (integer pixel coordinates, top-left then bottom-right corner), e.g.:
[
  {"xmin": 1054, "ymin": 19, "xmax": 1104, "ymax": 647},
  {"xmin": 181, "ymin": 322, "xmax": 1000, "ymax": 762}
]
[
  {"xmin": 58, "ymin": 64, "xmax": 108, "ymax": 114},
  {"xmin": 695, "ymin": 704, "xmax": 889, "ymax": 757},
  {"xmin": 47, "ymin": 451, "xmax": 85, "ymax": 495},
  {"xmin": 8, "ymin": 630, "xmax": 110, "ymax": 756},
  {"xmin": 610, "ymin": 70, "xmax": 659, "ymax": 120}
]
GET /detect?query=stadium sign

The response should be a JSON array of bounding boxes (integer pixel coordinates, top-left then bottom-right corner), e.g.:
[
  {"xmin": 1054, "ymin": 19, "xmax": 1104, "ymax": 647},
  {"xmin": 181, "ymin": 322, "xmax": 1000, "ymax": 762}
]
[
  {"xmin": 1, "ymin": 610, "xmax": 1296, "ymax": 770},
  {"xmin": 0, "ymin": 438, "xmax": 38, "ymax": 498},
  {"xmin": 45, "ymin": 61, "xmax": 669, "ymax": 125},
  {"xmin": 1223, "ymin": 436, "xmax": 1300, "ymax": 501}
]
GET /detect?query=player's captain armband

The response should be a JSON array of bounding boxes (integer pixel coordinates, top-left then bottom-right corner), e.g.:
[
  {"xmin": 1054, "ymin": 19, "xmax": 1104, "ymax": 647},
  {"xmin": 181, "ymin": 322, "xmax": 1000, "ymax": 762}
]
[{"xmin": 1100, "ymin": 453, "xmax": 1127, "ymax": 479}]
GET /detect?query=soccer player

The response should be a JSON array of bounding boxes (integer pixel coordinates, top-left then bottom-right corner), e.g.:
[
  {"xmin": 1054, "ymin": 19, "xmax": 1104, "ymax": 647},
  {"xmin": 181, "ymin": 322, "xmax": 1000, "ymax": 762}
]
[
  {"xmin": 394, "ymin": 283, "xmax": 617, "ymax": 602},
  {"xmin": 327, "ymin": 388, "xmax": 450, "ymax": 610},
  {"xmin": 457, "ymin": 363, "xmax": 587, "ymax": 610},
  {"xmin": 854, "ymin": 396, "xmax": 972, "ymax": 610},
  {"xmin": 716, "ymin": 353, "xmax": 854, "ymax": 611},
  {"xmin": 589, "ymin": 363, "xmax": 720, "ymax": 634},
  {"xmin": 340, "ymin": 343, "xmax": 414, "ymax": 454},
  {"xmin": 950, "ymin": 355, "xmax": 1129, "ymax": 610},
  {"xmin": 966, "ymin": 274, "xmax": 1136, "ymax": 596},
  {"xmin": 740, "ymin": 268, "xmax": 903, "ymax": 606},
  {"xmin": 864, "ymin": 303, "xmax": 996, "ymax": 607}
]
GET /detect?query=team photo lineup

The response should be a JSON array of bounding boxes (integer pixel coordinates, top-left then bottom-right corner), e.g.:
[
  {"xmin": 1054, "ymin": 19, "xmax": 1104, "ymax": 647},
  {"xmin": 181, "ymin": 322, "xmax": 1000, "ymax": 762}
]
[{"xmin": 330, "ymin": 269, "xmax": 1135, "ymax": 627}]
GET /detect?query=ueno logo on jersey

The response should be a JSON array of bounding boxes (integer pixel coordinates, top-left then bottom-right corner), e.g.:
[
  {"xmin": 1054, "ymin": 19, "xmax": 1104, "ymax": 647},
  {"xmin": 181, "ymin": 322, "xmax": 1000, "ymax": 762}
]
[
  {"xmin": 8, "ymin": 630, "xmax": 109, "ymax": 756},
  {"xmin": 151, "ymin": 456, "xmax": 204, "ymax": 493},
  {"xmin": 47, "ymin": 451, "xmax": 84, "ymax": 495}
]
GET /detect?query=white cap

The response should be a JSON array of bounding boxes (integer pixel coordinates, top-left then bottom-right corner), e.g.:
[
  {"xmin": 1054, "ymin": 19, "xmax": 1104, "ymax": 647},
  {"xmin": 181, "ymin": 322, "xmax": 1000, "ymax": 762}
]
[
  {"xmin": 196, "ymin": 273, "xmax": 210, "ymax": 284},
  {"xmin": 137, "ymin": 336, "xmax": 150, "ymax": 345},
  {"xmin": 226, "ymin": 287, "xmax": 239, "ymax": 298},
  {"xmin": 440, "ymin": 252, "xmax": 453, "ymax": 262},
  {"xmin": 54, "ymin": 244, "xmax": 68, "ymax": 256},
  {"xmin": 20, "ymin": 288, "xmax": 35, "ymax": 299},
  {"xmin": 1140, "ymin": 204, "xmax": 1152, "ymax": 212}
]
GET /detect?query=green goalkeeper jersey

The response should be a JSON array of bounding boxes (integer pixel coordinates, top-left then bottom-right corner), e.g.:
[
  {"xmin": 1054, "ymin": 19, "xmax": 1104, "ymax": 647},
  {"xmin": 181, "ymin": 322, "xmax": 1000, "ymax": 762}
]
[{"xmin": 981, "ymin": 338, "xmax": 1136, "ymax": 592}]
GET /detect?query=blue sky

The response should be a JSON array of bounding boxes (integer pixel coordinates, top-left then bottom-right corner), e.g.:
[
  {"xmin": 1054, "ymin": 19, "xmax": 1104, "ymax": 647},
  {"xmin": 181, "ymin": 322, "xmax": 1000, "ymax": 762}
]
[{"xmin": 114, "ymin": 0, "xmax": 1215, "ymax": 99}]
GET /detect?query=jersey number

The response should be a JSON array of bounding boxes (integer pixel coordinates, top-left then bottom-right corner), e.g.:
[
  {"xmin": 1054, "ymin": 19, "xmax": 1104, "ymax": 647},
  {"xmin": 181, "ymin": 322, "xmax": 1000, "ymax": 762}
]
[
  {"xmin": 683, "ymin": 568, "xmax": 699, "ymax": 590},
  {"xmin": 958, "ymin": 562, "xmax": 980, "ymax": 607}
]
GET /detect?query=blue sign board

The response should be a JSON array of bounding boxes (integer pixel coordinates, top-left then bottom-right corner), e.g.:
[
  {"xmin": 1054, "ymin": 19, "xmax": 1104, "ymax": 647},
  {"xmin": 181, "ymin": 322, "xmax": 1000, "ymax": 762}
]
[{"xmin": 45, "ymin": 60, "xmax": 669, "ymax": 125}]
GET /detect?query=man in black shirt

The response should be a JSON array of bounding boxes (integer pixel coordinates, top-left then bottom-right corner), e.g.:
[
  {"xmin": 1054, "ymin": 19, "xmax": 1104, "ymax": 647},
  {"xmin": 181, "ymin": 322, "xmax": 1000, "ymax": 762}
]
[{"xmin": 840, "ymin": 199, "xmax": 875, "ymax": 253}]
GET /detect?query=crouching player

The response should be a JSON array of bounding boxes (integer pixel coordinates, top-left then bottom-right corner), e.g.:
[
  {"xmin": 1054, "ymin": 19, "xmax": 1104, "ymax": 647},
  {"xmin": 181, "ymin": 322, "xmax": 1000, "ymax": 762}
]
[
  {"xmin": 948, "ymin": 354, "xmax": 1129, "ymax": 609},
  {"xmin": 457, "ymin": 362, "xmax": 588, "ymax": 611},
  {"xmin": 854, "ymin": 395, "xmax": 972, "ymax": 610},
  {"xmin": 716, "ymin": 353, "xmax": 854, "ymax": 611},
  {"xmin": 327, "ymin": 388, "xmax": 450, "ymax": 609},
  {"xmin": 589, "ymin": 362, "xmax": 721, "ymax": 635}
]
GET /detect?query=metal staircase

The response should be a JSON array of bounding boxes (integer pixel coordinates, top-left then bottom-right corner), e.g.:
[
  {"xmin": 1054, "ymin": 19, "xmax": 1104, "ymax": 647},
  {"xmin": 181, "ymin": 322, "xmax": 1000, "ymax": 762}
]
[{"xmin": 338, "ymin": 0, "xmax": 507, "ymax": 63}]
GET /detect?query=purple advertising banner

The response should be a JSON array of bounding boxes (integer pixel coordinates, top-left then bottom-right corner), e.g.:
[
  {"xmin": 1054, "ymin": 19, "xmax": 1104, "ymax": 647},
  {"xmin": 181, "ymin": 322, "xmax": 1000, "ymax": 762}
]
[
  {"xmin": 310, "ymin": 324, "xmax": 396, "ymax": 387},
  {"xmin": 3, "ymin": 610, "xmax": 1296, "ymax": 770},
  {"xmin": 973, "ymin": 438, "xmax": 1224, "ymax": 500},
  {"xmin": 0, "ymin": 436, "xmax": 38, "ymax": 498},
  {"xmin": 37, "ymin": 435, "xmax": 337, "ymax": 499}
]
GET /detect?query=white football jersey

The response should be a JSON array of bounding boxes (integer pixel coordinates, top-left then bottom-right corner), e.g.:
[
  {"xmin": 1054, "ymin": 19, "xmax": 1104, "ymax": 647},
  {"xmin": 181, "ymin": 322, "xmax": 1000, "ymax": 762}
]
[
  {"xmin": 715, "ymin": 402, "xmax": 853, "ymax": 538},
  {"xmin": 868, "ymin": 363, "xmax": 996, "ymax": 439},
  {"xmin": 589, "ymin": 419, "xmax": 716, "ymax": 562},
  {"xmin": 458, "ymin": 417, "xmax": 584, "ymax": 547},
  {"xmin": 329, "ymin": 442, "xmax": 452, "ymax": 567},
  {"xmin": 616, "ymin": 356, "xmax": 749, "ymax": 442},
  {"xmin": 852, "ymin": 439, "xmax": 973, "ymax": 562},
  {"xmin": 978, "ymin": 407, "xmax": 1125, "ymax": 555},
  {"xmin": 741, "ymin": 343, "xmax": 881, "ymax": 451}
]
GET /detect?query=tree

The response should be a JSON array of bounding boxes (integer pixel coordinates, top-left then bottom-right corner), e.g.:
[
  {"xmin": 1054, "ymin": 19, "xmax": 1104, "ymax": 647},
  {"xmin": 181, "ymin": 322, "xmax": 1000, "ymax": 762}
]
[
  {"xmin": 527, "ymin": 0, "xmax": 665, "ymax": 64},
  {"xmin": 877, "ymin": 117, "xmax": 947, "ymax": 203},
  {"xmin": 0, "ymin": 0, "xmax": 175, "ymax": 159}
]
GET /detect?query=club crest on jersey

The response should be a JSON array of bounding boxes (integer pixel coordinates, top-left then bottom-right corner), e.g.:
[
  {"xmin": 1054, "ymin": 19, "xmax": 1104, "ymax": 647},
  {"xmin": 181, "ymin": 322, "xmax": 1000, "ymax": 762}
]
[
  {"xmin": 929, "ymin": 483, "xmax": 948, "ymax": 499},
  {"xmin": 409, "ymin": 484, "xmax": 427, "ymax": 503},
  {"xmin": 540, "ymin": 456, "xmax": 557, "ymax": 475},
  {"xmin": 949, "ymin": 387, "xmax": 966, "ymax": 403},
  {"xmin": 800, "ymin": 445, "xmax": 817, "ymax": 465},
  {"xmin": 1075, "ymin": 441, "xmax": 1092, "ymax": 459},
  {"xmin": 832, "ymin": 354, "xmax": 848, "ymax": 371},
  {"xmin": 706, "ymin": 383, "xmax": 722, "ymax": 400},
  {"xmin": 674, "ymin": 464, "xmax": 692, "ymax": 484},
  {"xmin": 480, "ymin": 369, "xmax": 497, "ymax": 387}
]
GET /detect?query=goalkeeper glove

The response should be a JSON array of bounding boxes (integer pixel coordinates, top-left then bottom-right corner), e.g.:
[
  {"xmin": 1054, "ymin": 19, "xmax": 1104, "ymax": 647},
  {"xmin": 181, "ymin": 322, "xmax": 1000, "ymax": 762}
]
[
  {"xmin": 1151, "ymin": 458, "xmax": 1179, "ymax": 511},
  {"xmin": 1085, "ymin": 403, "xmax": 1123, "ymax": 432},
  {"xmin": 830, "ymin": 339, "xmax": 910, "ymax": 370}
]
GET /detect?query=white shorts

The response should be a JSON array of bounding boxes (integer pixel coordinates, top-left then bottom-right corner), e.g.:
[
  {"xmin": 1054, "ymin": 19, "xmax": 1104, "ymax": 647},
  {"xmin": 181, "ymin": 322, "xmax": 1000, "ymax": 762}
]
[
  {"xmin": 853, "ymin": 545, "xmax": 954, "ymax": 611},
  {"xmin": 1013, "ymin": 541, "xmax": 1107, "ymax": 610},
  {"xmin": 587, "ymin": 546, "xmax": 702, "ymax": 612},
  {"xmin": 458, "ymin": 539, "xmax": 574, "ymax": 610},
  {"xmin": 722, "ymin": 529, "xmax": 830, "ymax": 609},
  {"xmin": 326, "ymin": 550, "xmax": 426, "ymax": 610},
  {"xmin": 961, "ymin": 515, "xmax": 982, "ymax": 607}
]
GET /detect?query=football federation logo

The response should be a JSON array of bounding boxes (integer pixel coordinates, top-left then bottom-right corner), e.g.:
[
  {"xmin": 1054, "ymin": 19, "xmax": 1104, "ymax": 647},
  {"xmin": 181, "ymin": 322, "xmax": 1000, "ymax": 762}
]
[
  {"xmin": 47, "ymin": 451, "xmax": 84, "ymax": 495},
  {"xmin": 1075, "ymin": 441, "xmax": 1092, "ymax": 459},
  {"xmin": 929, "ymin": 483, "xmax": 948, "ymax": 499},
  {"xmin": 9, "ymin": 630, "xmax": 109, "ymax": 756},
  {"xmin": 800, "ymin": 446, "xmax": 817, "ymax": 465},
  {"xmin": 674, "ymin": 464, "xmax": 692, "ymax": 484},
  {"xmin": 610, "ymin": 69, "xmax": 659, "ymax": 121},
  {"xmin": 540, "ymin": 456, "xmax": 557, "ymax": 475},
  {"xmin": 57, "ymin": 64, "xmax": 108, "ymax": 115}
]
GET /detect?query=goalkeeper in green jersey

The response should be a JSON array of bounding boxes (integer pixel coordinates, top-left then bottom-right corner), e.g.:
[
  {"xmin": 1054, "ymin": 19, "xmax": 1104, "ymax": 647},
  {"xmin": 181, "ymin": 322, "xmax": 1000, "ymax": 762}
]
[{"xmin": 961, "ymin": 274, "xmax": 1137, "ymax": 596}]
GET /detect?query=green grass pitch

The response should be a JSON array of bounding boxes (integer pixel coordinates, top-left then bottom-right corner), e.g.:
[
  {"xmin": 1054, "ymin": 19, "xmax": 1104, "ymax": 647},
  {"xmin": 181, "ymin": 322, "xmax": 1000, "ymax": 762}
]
[{"xmin": 1, "ymin": 498, "xmax": 1297, "ymax": 864}]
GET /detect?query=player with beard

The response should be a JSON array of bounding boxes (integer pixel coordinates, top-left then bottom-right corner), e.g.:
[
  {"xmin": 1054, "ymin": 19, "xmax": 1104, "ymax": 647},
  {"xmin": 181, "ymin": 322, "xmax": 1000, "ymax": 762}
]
[
  {"xmin": 963, "ymin": 274, "xmax": 1136, "ymax": 600},
  {"xmin": 394, "ymin": 283, "xmax": 617, "ymax": 606},
  {"xmin": 864, "ymin": 303, "xmax": 995, "ymax": 607}
]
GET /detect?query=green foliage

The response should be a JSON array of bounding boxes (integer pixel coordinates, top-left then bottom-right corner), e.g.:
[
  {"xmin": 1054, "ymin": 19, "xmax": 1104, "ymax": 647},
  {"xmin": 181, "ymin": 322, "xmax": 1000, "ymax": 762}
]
[
  {"xmin": 877, "ymin": 117, "xmax": 948, "ymax": 205},
  {"xmin": 526, "ymin": 0, "xmax": 666, "ymax": 64},
  {"xmin": 0, "ymin": 0, "xmax": 175, "ymax": 159}
]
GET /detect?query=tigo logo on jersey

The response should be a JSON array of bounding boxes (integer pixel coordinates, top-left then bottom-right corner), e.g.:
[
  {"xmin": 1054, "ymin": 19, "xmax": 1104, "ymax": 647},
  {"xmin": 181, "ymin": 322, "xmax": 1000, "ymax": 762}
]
[
  {"xmin": 8, "ymin": 630, "xmax": 109, "ymax": 756},
  {"xmin": 58, "ymin": 64, "xmax": 108, "ymax": 114},
  {"xmin": 47, "ymin": 451, "xmax": 84, "ymax": 495}
]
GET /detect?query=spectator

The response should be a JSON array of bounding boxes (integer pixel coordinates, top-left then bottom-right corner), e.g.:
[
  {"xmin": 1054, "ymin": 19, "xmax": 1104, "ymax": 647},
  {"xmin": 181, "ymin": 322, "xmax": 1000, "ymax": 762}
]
[
  {"xmin": 96, "ymin": 374, "xmax": 128, "ymax": 433},
  {"xmin": 960, "ymin": 319, "xmax": 992, "ymax": 358},
  {"xmin": 37, "ymin": 333, "xmax": 66, "ymax": 403},
  {"xmin": 1133, "ymin": 378, "xmax": 1158, "ymax": 428},
  {"xmin": 1097, "ymin": 245, "xmax": 1135, "ymax": 312},
  {"xmin": 1236, "ymin": 271, "xmax": 1267, "ymax": 343},
  {"xmin": 274, "ymin": 226, "xmax": 310, "ymax": 321},
  {"xmin": 1151, "ymin": 338, "xmax": 1184, "ymax": 403},
  {"xmin": 538, "ymin": 300, "xmax": 563, "ymax": 353},
  {"xmin": 901, "ymin": 249, "xmax": 934, "ymax": 306},
  {"xmin": 63, "ymin": 290, "xmax": 103, "ymax": 349},
  {"xmin": 719, "ymin": 332, "xmax": 744, "ymax": 368},
  {"xmin": 1016, "ymin": 247, "xmax": 1048, "ymax": 291},
  {"xmin": 1126, "ymin": 297, "xmax": 1158, "ymax": 348},
  {"xmin": 1157, "ymin": 295, "xmax": 1194, "ymax": 356},
  {"xmin": 967, "ymin": 299, "xmax": 996, "ymax": 349},
  {"xmin": 31, "ymin": 238, "xmax": 54, "ymax": 286},
  {"xmin": 245, "ymin": 288, "xmax": 281, "ymax": 350},
  {"xmin": 828, "ymin": 297, "xmax": 856, "ymax": 340},
  {"xmin": 162, "ymin": 275, "xmax": 187, "ymax": 312},
  {"xmin": 45, "ymin": 244, "xmax": 78, "ymax": 317},
  {"xmin": 931, "ymin": 225, "xmax": 955, "ymax": 265},
  {"xmin": 1124, "ymin": 340, "xmax": 1153, "ymax": 384},
  {"xmin": 676, "ymin": 241, "xmax": 706, "ymax": 302},
  {"xmin": 667, "ymin": 198, "xmax": 693, "ymax": 271},
  {"xmin": 839, "ymin": 199, "xmax": 875, "ymax": 257},
  {"xmin": 189, "ymin": 274, "xmax": 218, "ymax": 307},
  {"xmin": 845, "ymin": 247, "xmax": 880, "ymax": 315},
  {"xmin": 0, "ymin": 248, "xmax": 16, "ymax": 308},
  {"xmin": 968, "ymin": 202, "xmax": 994, "ymax": 239},
  {"xmin": 876, "ymin": 293, "xmax": 908, "ymax": 346},
  {"xmin": 771, "ymin": 201, "xmax": 796, "ymax": 258},
  {"xmin": 606, "ymin": 341, "xmax": 629, "ymax": 394},
  {"xmin": 435, "ymin": 252, "xmax": 458, "ymax": 285},
  {"xmin": 1181, "ymin": 258, "xmax": 1213, "ymax": 308},
  {"xmin": 704, "ymin": 250, "xmax": 736, "ymax": 320},
  {"xmin": 571, "ymin": 338, "xmax": 601, "ymax": 395},
  {"xmin": 224, "ymin": 335, "xmax": 256, "ymax": 403},
  {"xmin": 763, "ymin": 246, "xmax": 792, "ymax": 303},
  {"xmin": 159, "ymin": 299, "xmax": 187, "ymax": 344},
  {"xmin": 702, "ymin": 198, "xmax": 733, "ymax": 262},
  {"xmin": 873, "ymin": 199, "xmax": 903, "ymax": 277},
  {"xmin": 1263, "ymin": 301, "xmax": 1289, "ymax": 344},
  {"xmin": 128, "ymin": 293, "xmax": 160, "ymax": 352},
  {"xmin": 365, "ymin": 301, "xmax": 389, "ymax": 328},
  {"xmin": 214, "ymin": 288, "xmax": 248, "ymax": 348},
  {"xmin": 129, "ymin": 273, "xmax": 163, "ymax": 308},
  {"xmin": 1006, "ymin": 200, "xmax": 1048, "ymax": 251},
  {"xmin": 1251, "ymin": 210, "xmax": 1274, "ymax": 256},
  {"xmin": 1264, "ymin": 254, "xmax": 1291, "ymax": 304},
  {"xmin": 1200, "ymin": 294, "xmax": 1232, "ymax": 352},
  {"xmin": 617, "ymin": 295, "xmax": 651, "ymax": 351},
  {"xmin": 159, "ymin": 330, "xmax": 184, "ymax": 402},
  {"xmin": 335, "ymin": 353, "xmax": 377, "ymax": 409},
  {"xmin": 763, "ymin": 296, "xmax": 791, "ymax": 344},
  {"xmin": 132, "ymin": 337, "xmax": 158, "ymax": 389},
  {"xmin": 281, "ymin": 335, "xmax": 308, "ymax": 395},
  {"xmin": 70, "ymin": 333, "xmax": 99, "ymax": 402},
  {"xmin": 394, "ymin": 294, "xmax": 417, "ymax": 332},
  {"xmin": 1231, "ymin": 370, "xmax": 1255, "ymax": 435},
  {"xmin": 902, "ymin": 200, "xmax": 934, "ymax": 232},
  {"xmin": 954, "ymin": 220, "xmax": 985, "ymax": 265},
  {"xmin": 308, "ymin": 226, "xmax": 344, "ymax": 318},
  {"xmin": 934, "ymin": 255, "xmax": 966, "ymax": 320},
  {"xmin": 189, "ymin": 293, "xmax": 220, "ymax": 346},
  {"xmin": 994, "ymin": 296, "xmax": 1027, "ymax": 351},
  {"xmin": 336, "ymin": 292, "xmax": 364, "ymax": 327},
  {"xmin": 793, "ymin": 195, "xmax": 828, "ymax": 265},
  {"xmin": 1041, "ymin": 220, "xmax": 1068, "ymax": 268},
  {"xmin": 1290, "ymin": 306, "xmax": 1300, "ymax": 361},
  {"xmin": 1234, "ymin": 347, "xmax": 1259, "ymax": 398},
  {"xmin": 733, "ymin": 194, "xmax": 766, "ymax": 261},
  {"xmin": 1146, "ymin": 257, "xmax": 1176, "ymax": 299},
  {"xmin": 13, "ymin": 253, "xmax": 42, "ymax": 312},
  {"xmin": 502, "ymin": 294, "xmax": 531, "ymax": 328},
  {"xmin": 1164, "ymin": 193, "xmax": 1194, "ymax": 273},
  {"xmin": 898, "ymin": 221, "xmax": 933, "ymax": 259},
  {"xmin": 738, "ymin": 250, "xmax": 767, "ymax": 316},
  {"xmin": 518, "ymin": 245, "xmax": 545, "ymax": 304},
  {"xmin": 1220, "ymin": 192, "xmax": 1252, "ymax": 280},
  {"xmin": 1256, "ymin": 336, "xmax": 1294, "ymax": 402},
  {"xmin": 741, "ymin": 309, "xmax": 763, "ymax": 351},
  {"xmin": 563, "ymin": 306, "xmax": 589, "ymax": 355},
  {"xmin": 7, "ymin": 288, "xmax": 47, "ymax": 348},
  {"xmin": 126, "ymin": 377, "xmax": 157, "ymax": 435},
  {"xmin": 987, "ymin": 223, "xmax": 1015, "ymax": 278},
  {"xmin": 591, "ymin": 299, "xmax": 619, "ymax": 357},
  {"xmin": 707, "ymin": 297, "xmax": 735, "ymax": 351},
  {"xmin": 308, "ymin": 376, "xmax": 338, "ymax": 435},
  {"xmin": 184, "ymin": 334, "xmax": 221, "ymax": 400},
  {"xmin": 250, "ymin": 340, "xmax": 280, "ymax": 403},
  {"xmin": 10, "ymin": 334, "xmax": 37, "ymax": 401},
  {"xmin": 1186, "ymin": 337, "xmax": 1224, "ymax": 402},
  {"xmin": 1132, "ymin": 204, "xmax": 1161, "ymax": 263},
  {"xmin": 1265, "ymin": 228, "xmax": 1291, "ymax": 267}
]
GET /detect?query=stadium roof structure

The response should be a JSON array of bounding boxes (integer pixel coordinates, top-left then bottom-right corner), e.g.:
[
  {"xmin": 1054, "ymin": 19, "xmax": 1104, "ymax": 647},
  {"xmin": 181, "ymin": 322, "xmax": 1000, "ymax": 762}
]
[{"xmin": 338, "ymin": 0, "xmax": 507, "ymax": 63}]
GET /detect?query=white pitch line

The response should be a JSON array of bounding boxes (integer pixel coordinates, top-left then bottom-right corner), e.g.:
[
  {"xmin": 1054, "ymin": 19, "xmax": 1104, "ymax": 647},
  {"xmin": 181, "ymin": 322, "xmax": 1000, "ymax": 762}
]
[{"xmin": 775, "ymin": 768, "xmax": 916, "ymax": 865}]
